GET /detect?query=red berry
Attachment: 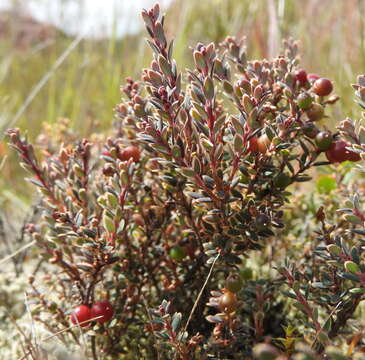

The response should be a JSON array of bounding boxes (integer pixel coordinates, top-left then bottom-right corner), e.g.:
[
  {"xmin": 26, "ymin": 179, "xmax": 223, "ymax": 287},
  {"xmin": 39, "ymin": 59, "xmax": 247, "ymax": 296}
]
[
  {"xmin": 118, "ymin": 146, "xmax": 141, "ymax": 162},
  {"xmin": 295, "ymin": 69, "xmax": 307, "ymax": 86},
  {"xmin": 346, "ymin": 150, "xmax": 361, "ymax": 162},
  {"xmin": 247, "ymin": 136, "xmax": 259, "ymax": 153},
  {"xmin": 91, "ymin": 301, "xmax": 114, "ymax": 323},
  {"xmin": 325, "ymin": 141, "xmax": 361, "ymax": 163},
  {"xmin": 102, "ymin": 151, "xmax": 112, "ymax": 158},
  {"xmin": 325, "ymin": 145, "xmax": 337, "ymax": 163},
  {"xmin": 133, "ymin": 213, "xmax": 145, "ymax": 226},
  {"xmin": 313, "ymin": 78, "xmax": 333, "ymax": 97},
  {"xmin": 70, "ymin": 305, "xmax": 92, "ymax": 327},
  {"xmin": 307, "ymin": 73, "xmax": 320, "ymax": 83}
]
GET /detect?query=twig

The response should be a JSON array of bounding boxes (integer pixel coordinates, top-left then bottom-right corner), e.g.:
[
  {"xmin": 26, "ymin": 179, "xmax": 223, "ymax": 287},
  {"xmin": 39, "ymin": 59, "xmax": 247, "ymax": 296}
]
[{"xmin": 141, "ymin": 295, "xmax": 161, "ymax": 360}]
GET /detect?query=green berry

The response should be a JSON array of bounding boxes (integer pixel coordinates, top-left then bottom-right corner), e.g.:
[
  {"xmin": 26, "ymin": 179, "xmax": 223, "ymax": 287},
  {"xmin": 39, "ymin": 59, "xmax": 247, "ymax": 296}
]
[
  {"xmin": 169, "ymin": 246, "xmax": 186, "ymax": 261},
  {"xmin": 297, "ymin": 92, "xmax": 313, "ymax": 110},
  {"xmin": 302, "ymin": 122, "xmax": 318, "ymax": 138},
  {"xmin": 315, "ymin": 131, "xmax": 333, "ymax": 151},
  {"xmin": 240, "ymin": 267, "xmax": 253, "ymax": 280},
  {"xmin": 306, "ymin": 103, "xmax": 324, "ymax": 122},
  {"xmin": 225, "ymin": 274, "xmax": 243, "ymax": 293}
]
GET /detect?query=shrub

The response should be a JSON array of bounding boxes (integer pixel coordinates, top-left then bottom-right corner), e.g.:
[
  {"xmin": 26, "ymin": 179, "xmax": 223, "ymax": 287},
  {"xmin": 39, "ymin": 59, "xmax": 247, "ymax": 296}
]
[{"xmin": 7, "ymin": 3, "xmax": 365, "ymax": 359}]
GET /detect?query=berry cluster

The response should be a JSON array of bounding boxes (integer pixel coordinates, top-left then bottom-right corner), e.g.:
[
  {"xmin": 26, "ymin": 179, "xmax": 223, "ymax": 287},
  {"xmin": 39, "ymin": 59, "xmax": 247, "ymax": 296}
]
[
  {"xmin": 70, "ymin": 300, "xmax": 114, "ymax": 328},
  {"xmin": 294, "ymin": 69, "xmax": 361, "ymax": 163}
]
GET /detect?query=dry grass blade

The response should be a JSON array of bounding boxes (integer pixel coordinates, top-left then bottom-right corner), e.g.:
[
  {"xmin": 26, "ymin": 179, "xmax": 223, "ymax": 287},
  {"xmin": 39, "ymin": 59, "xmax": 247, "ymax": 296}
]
[
  {"xmin": 0, "ymin": 239, "xmax": 35, "ymax": 266},
  {"xmin": 182, "ymin": 253, "xmax": 220, "ymax": 335},
  {"xmin": 7, "ymin": 311, "xmax": 37, "ymax": 360},
  {"xmin": 267, "ymin": 0, "xmax": 280, "ymax": 59},
  {"xmin": 0, "ymin": 154, "xmax": 7, "ymax": 171},
  {"xmin": 311, "ymin": 301, "xmax": 343, "ymax": 351},
  {"xmin": 1, "ymin": 33, "xmax": 84, "ymax": 137},
  {"xmin": 17, "ymin": 316, "xmax": 104, "ymax": 360}
]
